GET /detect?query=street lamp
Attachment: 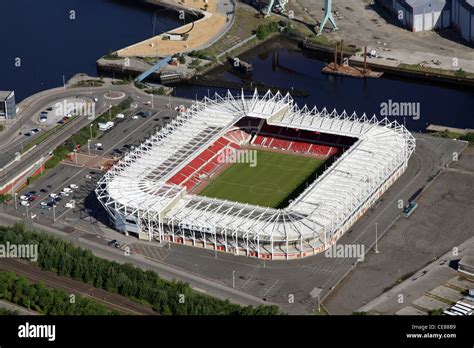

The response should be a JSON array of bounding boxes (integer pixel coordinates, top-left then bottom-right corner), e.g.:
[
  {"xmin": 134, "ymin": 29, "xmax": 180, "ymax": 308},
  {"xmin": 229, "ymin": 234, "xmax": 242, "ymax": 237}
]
[
  {"xmin": 87, "ymin": 139, "xmax": 91, "ymax": 156},
  {"xmin": 375, "ymin": 222, "xmax": 379, "ymax": 254}
]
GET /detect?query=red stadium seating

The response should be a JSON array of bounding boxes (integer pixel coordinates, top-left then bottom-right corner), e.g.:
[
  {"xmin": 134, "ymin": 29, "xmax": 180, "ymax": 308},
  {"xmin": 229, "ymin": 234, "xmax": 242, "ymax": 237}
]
[{"xmin": 166, "ymin": 136, "xmax": 242, "ymax": 192}]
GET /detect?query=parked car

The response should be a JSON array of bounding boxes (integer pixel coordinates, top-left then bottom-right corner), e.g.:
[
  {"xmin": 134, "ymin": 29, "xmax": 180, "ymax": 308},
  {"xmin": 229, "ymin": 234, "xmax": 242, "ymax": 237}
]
[
  {"xmin": 116, "ymin": 113, "xmax": 125, "ymax": 119},
  {"xmin": 63, "ymin": 187, "xmax": 72, "ymax": 193},
  {"xmin": 107, "ymin": 239, "xmax": 117, "ymax": 246},
  {"xmin": 70, "ymin": 184, "xmax": 78, "ymax": 189},
  {"xmin": 132, "ymin": 115, "xmax": 139, "ymax": 120},
  {"xmin": 19, "ymin": 195, "xmax": 29, "ymax": 201},
  {"xmin": 95, "ymin": 143, "xmax": 102, "ymax": 148},
  {"xmin": 40, "ymin": 188, "xmax": 48, "ymax": 193},
  {"xmin": 20, "ymin": 201, "xmax": 30, "ymax": 207},
  {"xmin": 49, "ymin": 193, "xmax": 58, "ymax": 198}
]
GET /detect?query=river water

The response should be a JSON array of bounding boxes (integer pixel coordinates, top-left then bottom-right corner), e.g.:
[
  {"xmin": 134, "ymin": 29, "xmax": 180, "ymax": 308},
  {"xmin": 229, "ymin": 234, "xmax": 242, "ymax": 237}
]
[
  {"xmin": 0, "ymin": 0, "xmax": 180, "ymax": 101},
  {"xmin": 1, "ymin": 2, "xmax": 472, "ymax": 132},
  {"xmin": 175, "ymin": 38, "xmax": 474, "ymax": 132}
]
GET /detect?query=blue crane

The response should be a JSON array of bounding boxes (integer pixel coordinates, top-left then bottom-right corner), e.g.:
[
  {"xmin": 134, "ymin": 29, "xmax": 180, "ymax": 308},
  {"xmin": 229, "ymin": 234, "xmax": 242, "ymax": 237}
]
[{"xmin": 318, "ymin": 0, "xmax": 338, "ymax": 35}]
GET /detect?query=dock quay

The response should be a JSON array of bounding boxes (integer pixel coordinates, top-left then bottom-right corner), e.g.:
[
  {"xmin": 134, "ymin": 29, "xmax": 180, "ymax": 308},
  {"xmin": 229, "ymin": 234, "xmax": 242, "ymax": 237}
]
[{"xmin": 185, "ymin": 77, "xmax": 309, "ymax": 97}]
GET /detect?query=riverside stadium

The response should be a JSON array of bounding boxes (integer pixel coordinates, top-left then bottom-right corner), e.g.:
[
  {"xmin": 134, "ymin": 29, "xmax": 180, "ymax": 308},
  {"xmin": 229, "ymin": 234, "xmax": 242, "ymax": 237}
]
[{"xmin": 96, "ymin": 90, "xmax": 415, "ymax": 260}]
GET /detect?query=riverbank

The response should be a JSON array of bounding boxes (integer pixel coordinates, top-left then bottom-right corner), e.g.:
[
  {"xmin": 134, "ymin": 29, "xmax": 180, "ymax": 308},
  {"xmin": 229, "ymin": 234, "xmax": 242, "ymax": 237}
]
[{"xmin": 116, "ymin": 0, "xmax": 232, "ymax": 57}]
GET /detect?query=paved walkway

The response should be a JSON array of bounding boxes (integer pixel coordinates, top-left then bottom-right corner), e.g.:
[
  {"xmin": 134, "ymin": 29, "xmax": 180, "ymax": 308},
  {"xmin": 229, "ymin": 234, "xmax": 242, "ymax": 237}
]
[{"xmin": 117, "ymin": 0, "xmax": 233, "ymax": 57}]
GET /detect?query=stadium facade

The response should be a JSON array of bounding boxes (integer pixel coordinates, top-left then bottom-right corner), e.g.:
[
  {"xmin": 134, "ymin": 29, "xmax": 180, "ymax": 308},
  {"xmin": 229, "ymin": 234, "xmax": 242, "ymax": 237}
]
[{"xmin": 96, "ymin": 90, "xmax": 415, "ymax": 260}]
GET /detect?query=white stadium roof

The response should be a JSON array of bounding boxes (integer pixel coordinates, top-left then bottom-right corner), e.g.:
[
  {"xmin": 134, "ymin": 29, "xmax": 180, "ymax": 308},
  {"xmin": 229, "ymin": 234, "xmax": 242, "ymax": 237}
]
[{"xmin": 96, "ymin": 90, "xmax": 415, "ymax": 259}]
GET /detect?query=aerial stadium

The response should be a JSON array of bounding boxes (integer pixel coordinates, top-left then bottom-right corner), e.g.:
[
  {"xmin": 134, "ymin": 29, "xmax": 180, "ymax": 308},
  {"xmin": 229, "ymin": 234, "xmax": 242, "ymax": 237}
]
[{"xmin": 95, "ymin": 90, "xmax": 415, "ymax": 260}]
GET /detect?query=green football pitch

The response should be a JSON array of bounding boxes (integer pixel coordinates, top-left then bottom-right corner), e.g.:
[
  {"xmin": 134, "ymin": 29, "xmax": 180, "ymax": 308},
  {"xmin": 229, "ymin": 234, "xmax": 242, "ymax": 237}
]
[{"xmin": 198, "ymin": 150, "xmax": 326, "ymax": 208}]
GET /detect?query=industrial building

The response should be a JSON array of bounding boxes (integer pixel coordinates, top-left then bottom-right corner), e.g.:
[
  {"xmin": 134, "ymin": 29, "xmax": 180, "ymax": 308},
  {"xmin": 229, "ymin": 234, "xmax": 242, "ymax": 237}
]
[
  {"xmin": 452, "ymin": 0, "xmax": 474, "ymax": 43},
  {"xmin": 377, "ymin": 0, "xmax": 451, "ymax": 32},
  {"xmin": 0, "ymin": 91, "xmax": 16, "ymax": 119},
  {"xmin": 377, "ymin": 0, "xmax": 474, "ymax": 42}
]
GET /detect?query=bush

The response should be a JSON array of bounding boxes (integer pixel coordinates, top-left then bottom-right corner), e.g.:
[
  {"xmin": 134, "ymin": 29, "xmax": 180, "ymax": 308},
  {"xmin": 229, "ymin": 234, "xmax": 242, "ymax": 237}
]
[{"xmin": 0, "ymin": 224, "xmax": 282, "ymax": 315}]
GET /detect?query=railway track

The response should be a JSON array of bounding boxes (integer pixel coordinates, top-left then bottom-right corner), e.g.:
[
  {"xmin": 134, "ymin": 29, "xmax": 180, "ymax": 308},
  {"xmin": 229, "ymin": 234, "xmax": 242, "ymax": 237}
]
[{"xmin": 0, "ymin": 258, "xmax": 157, "ymax": 315}]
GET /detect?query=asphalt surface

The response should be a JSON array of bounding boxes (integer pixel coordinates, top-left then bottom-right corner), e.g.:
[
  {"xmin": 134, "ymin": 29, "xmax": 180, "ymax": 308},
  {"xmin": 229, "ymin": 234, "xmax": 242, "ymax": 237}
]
[
  {"xmin": 0, "ymin": 83, "xmax": 190, "ymax": 189},
  {"xmin": 2, "ymin": 119, "xmax": 467, "ymax": 314}
]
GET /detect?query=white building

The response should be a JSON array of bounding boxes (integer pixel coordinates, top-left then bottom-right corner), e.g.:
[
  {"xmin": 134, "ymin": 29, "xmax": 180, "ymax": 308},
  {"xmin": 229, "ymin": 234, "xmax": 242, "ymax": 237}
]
[{"xmin": 96, "ymin": 90, "xmax": 415, "ymax": 260}]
